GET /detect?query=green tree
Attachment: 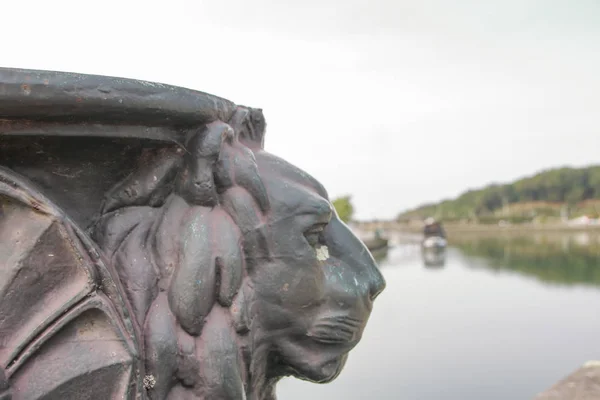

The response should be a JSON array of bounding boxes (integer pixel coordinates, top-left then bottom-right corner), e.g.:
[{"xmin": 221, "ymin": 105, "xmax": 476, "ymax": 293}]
[
  {"xmin": 332, "ymin": 195, "xmax": 354, "ymax": 223},
  {"xmin": 397, "ymin": 164, "xmax": 600, "ymax": 222}
]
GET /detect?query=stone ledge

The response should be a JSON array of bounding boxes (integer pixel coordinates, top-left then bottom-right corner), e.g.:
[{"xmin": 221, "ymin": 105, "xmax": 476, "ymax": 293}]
[{"xmin": 535, "ymin": 361, "xmax": 600, "ymax": 400}]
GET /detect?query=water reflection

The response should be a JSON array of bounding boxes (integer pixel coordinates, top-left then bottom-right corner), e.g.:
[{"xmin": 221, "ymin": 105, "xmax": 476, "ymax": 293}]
[
  {"xmin": 450, "ymin": 232, "xmax": 600, "ymax": 287},
  {"xmin": 421, "ymin": 248, "xmax": 447, "ymax": 268}
]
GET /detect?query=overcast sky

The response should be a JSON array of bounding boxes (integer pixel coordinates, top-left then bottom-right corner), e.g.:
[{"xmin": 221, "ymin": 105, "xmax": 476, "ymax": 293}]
[{"xmin": 2, "ymin": 0, "xmax": 599, "ymax": 220}]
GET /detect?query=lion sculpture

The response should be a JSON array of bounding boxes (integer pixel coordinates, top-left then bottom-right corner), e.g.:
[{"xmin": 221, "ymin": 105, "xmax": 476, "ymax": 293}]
[{"xmin": 0, "ymin": 68, "xmax": 385, "ymax": 400}]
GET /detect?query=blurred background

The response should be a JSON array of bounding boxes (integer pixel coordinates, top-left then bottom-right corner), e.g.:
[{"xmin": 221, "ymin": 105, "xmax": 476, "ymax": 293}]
[{"xmin": 3, "ymin": 1, "xmax": 599, "ymax": 398}]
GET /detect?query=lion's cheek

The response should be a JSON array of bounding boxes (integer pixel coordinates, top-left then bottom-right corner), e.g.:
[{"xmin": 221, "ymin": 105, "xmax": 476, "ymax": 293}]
[
  {"xmin": 250, "ymin": 261, "xmax": 326, "ymax": 311},
  {"xmin": 250, "ymin": 299, "xmax": 310, "ymax": 334}
]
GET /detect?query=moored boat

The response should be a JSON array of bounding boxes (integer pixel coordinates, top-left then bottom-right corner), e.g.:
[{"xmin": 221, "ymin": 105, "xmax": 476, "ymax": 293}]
[
  {"xmin": 421, "ymin": 235, "xmax": 447, "ymax": 250},
  {"xmin": 421, "ymin": 218, "xmax": 447, "ymax": 250},
  {"xmin": 358, "ymin": 228, "xmax": 389, "ymax": 252}
]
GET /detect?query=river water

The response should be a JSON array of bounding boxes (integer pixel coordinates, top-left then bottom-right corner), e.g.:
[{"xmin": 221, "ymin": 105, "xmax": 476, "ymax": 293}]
[{"xmin": 277, "ymin": 232, "xmax": 600, "ymax": 400}]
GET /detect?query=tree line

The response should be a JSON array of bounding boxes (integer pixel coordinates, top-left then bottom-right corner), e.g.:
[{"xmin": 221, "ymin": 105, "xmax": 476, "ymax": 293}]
[{"xmin": 398, "ymin": 165, "xmax": 600, "ymax": 222}]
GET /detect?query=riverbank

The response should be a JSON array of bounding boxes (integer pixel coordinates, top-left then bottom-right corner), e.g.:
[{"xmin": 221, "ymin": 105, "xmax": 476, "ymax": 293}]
[
  {"xmin": 355, "ymin": 221, "xmax": 600, "ymax": 236},
  {"xmin": 445, "ymin": 223, "xmax": 600, "ymax": 235}
]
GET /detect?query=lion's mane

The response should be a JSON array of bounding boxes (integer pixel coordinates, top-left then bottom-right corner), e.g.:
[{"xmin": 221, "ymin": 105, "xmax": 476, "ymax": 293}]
[{"xmin": 91, "ymin": 107, "xmax": 274, "ymax": 399}]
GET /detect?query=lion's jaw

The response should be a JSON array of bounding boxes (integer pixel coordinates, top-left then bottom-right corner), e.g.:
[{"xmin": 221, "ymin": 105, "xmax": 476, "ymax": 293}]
[{"xmin": 244, "ymin": 251, "xmax": 379, "ymax": 388}]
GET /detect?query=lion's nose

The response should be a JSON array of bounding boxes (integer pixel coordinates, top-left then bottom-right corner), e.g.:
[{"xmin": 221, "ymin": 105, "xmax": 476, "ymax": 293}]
[
  {"xmin": 323, "ymin": 217, "xmax": 387, "ymax": 302},
  {"xmin": 369, "ymin": 266, "xmax": 386, "ymax": 301}
]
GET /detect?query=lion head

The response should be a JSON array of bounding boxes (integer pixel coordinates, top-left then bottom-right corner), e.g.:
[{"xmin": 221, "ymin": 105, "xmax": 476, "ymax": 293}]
[{"xmin": 91, "ymin": 107, "xmax": 385, "ymax": 400}]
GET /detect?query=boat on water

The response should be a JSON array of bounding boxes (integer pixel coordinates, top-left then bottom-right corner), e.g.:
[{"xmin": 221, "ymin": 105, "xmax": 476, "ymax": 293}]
[
  {"xmin": 421, "ymin": 218, "xmax": 447, "ymax": 250},
  {"xmin": 422, "ymin": 235, "xmax": 447, "ymax": 250},
  {"xmin": 422, "ymin": 246, "xmax": 446, "ymax": 267},
  {"xmin": 359, "ymin": 228, "xmax": 389, "ymax": 252}
]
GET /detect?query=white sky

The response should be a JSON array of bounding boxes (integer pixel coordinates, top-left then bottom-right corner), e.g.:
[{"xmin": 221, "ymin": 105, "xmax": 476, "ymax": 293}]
[{"xmin": 2, "ymin": 0, "xmax": 599, "ymax": 220}]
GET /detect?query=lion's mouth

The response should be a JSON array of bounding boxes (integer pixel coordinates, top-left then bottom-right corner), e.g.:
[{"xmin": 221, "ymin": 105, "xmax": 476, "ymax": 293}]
[{"xmin": 307, "ymin": 315, "xmax": 363, "ymax": 345}]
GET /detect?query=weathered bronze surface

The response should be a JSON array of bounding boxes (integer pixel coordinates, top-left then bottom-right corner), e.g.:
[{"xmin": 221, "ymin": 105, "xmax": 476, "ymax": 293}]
[{"xmin": 0, "ymin": 68, "xmax": 385, "ymax": 399}]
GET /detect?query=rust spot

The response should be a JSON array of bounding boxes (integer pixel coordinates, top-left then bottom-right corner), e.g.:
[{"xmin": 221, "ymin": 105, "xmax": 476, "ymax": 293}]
[{"xmin": 76, "ymin": 97, "xmax": 83, "ymax": 103}]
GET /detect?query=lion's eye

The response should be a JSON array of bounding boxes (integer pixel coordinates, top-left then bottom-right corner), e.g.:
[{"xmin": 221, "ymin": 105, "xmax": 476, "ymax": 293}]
[{"xmin": 304, "ymin": 224, "xmax": 325, "ymax": 247}]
